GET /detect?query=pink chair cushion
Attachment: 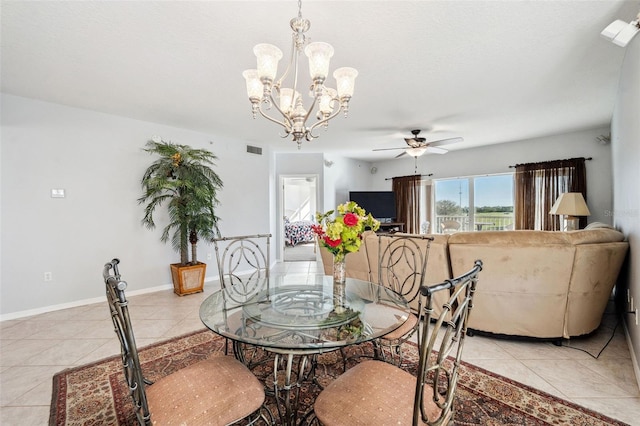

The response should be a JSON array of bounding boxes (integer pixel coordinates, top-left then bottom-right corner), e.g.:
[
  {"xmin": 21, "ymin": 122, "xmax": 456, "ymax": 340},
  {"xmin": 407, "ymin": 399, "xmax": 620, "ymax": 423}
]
[
  {"xmin": 314, "ymin": 360, "xmax": 441, "ymax": 425},
  {"xmin": 380, "ymin": 312, "xmax": 418, "ymax": 341},
  {"xmin": 146, "ymin": 356, "xmax": 264, "ymax": 425}
]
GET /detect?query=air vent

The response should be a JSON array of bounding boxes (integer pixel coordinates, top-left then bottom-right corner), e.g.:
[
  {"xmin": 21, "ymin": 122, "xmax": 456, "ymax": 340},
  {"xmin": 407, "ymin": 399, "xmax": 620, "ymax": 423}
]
[{"xmin": 246, "ymin": 145, "xmax": 262, "ymax": 155}]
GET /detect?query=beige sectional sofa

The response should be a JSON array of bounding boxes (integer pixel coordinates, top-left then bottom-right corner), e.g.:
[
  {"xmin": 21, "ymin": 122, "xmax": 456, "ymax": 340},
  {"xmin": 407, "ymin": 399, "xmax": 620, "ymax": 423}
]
[{"xmin": 319, "ymin": 228, "xmax": 629, "ymax": 340}]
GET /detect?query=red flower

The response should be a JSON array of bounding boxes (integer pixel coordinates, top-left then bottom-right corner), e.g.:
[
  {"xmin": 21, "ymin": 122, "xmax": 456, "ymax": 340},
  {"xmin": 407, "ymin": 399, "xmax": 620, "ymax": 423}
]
[
  {"xmin": 324, "ymin": 236, "xmax": 342, "ymax": 248},
  {"xmin": 311, "ymin": 224, "xmax": 324, "ymax": 237},
  {"xmin": 343, "ymin": 212, "xmax": 359, "ymax": 227}
]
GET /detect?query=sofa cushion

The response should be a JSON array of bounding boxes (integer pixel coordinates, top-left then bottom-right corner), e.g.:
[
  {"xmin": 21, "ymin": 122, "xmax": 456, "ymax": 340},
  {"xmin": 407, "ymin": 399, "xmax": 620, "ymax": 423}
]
[
  {"xmin": 448, "ymin": 230, "xmax": 569, "ymax": 245},
  {"xmin": 562, "ymin": 228, "xmax": 625, "ymax": 245},
  {"xmin": 564, "ymin": 241, "xmax": 628, "ymax": 336},
  {"xmin": 584, "ymin": 221, "xmax": 617, "ymax": 230},
  {"xmin": 448, "ymin": 239, "xmax": 574, "ymax": 338}
]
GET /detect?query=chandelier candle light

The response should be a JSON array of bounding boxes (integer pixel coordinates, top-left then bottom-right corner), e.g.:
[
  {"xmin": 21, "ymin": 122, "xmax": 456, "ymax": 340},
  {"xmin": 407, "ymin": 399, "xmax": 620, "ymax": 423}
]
[{"xmin": 242, "ymin": 0, "xmax": 358, "ymax": 148}]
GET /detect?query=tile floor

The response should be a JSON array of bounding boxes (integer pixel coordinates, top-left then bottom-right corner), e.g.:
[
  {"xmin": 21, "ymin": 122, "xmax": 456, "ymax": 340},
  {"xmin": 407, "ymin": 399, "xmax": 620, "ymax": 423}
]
[{"xmin": 1, "ymin": 260, "xmax": 639, "ymax": 425}]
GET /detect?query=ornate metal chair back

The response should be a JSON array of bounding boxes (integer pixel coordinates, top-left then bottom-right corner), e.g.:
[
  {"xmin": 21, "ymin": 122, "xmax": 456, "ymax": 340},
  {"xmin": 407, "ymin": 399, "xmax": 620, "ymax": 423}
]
[
  {"xmin": 413, "ymin": 259, "xmax": 483, "ymax": 425},
  {"xmin": 378, "ymin": 234, "xmax": 433, "ymax": 312},
  {"xmin": 102, "ymin": 258, "xmax": 151, "ymax": 425},
  {"xmin": 212, "ymin": 233, "xmax": 271, "ymax": 300}
]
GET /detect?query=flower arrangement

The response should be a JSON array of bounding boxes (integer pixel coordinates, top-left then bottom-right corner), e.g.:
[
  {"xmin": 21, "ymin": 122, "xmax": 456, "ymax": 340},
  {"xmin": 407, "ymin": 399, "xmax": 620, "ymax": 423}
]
[{"xmin": 313, "ymin": 201, "xmax": 381, "ymax": 262}]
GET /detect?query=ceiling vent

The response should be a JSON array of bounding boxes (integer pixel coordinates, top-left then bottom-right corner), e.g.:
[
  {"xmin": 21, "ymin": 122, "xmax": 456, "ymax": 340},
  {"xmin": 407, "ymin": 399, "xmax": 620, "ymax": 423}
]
[{"xmin": 246, "ymin": 145, "xmax": 262, "ymax": 155}]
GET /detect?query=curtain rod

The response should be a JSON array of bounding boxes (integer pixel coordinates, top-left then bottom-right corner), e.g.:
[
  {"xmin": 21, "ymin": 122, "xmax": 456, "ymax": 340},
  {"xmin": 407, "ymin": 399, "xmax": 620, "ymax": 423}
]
[
  {"xmin": 508, "ymin": 157, "xmax": 592, "ymax": 169},
  {"xmin": 385, "ymin": 173, "xmax": 433, "ymax": 181}
]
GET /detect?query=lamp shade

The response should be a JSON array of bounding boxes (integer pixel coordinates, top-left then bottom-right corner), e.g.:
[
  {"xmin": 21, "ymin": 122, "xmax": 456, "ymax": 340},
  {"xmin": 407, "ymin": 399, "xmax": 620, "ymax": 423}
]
[
  {"xmin": 406, "ymin": 147, "xmax": 427, "ymax": 157},
  {"xmin": 333, "ymin": 67, "xmax": 358, "ymax": 98},
  {"xmin": 254, "ymin": 43, "xmax": 283, "ymax": 81},
  {"xmin": 304, "ymin": 42, "xmax": 334, "ymax": 80},
  {"xmin": 318, "ymin": 88, "xmax": 337, "ymax": 115},
  {"xmin": 278, "ymin": 88, "xmax": 300, "ymax": 114},
  {"xmin": 242, "ymin": 69, "xmax": 262, "ymax": 99},
  {"xmin": 549, "ymin": 193, "xmax": 591, "ymax": 217}
]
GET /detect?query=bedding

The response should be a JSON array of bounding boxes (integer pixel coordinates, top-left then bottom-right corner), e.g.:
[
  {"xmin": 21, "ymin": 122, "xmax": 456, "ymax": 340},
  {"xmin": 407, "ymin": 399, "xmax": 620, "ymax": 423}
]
[{"xmin": 285, "ymin": 219, "xmax": 315, "ymax": 246}]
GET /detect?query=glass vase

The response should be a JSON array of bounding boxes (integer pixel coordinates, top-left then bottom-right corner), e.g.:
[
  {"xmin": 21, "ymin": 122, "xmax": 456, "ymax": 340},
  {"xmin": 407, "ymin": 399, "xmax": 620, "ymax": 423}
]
[{"xmin": 333, "ymin": 255, "xmax": 347, "ymax": 313}]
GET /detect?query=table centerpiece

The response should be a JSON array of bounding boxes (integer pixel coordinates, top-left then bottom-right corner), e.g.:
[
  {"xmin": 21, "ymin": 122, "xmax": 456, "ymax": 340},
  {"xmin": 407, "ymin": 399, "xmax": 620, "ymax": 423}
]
[{"xmin": 313, "ymin": 202, "xmax": 380, "ymax": 312}]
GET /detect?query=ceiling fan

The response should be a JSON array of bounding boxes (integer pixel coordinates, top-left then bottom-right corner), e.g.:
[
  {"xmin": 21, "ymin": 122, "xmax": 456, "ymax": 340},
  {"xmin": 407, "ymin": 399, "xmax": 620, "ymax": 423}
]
[{"xmin": 373, "ymin": 129, "xmax": 463, "ymax": 158}]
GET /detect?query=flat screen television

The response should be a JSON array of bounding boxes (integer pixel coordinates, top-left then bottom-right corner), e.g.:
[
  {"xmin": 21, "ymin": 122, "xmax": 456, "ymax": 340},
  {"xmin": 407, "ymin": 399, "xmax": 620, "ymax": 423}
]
[{"xmin": 349, "ymin": 191, "xmax": 396, "ymax": 221}]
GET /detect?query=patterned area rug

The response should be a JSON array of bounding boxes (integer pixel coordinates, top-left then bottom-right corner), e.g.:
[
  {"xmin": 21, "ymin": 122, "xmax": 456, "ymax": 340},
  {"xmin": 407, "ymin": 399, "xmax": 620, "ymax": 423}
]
[{"xmin": 50, "ymin": 329, "xmax": 628, "ymax": 425}]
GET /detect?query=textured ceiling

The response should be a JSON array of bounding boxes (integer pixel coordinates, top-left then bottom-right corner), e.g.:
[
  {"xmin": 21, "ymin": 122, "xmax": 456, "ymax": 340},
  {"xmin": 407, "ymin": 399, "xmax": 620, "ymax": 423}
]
[{"xmin": 2, "ymin": 0, "xmax": 638, "ymax": 161}]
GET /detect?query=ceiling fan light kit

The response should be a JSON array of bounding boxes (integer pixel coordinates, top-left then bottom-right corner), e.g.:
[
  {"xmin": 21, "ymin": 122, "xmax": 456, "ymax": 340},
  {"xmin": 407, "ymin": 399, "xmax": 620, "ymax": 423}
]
[
  {"xmin": 406, "ymin": 147, "xmax": 427, "ymax": 157},
  {"xmin": 242, "ymin": 0, "xmax": 357, "ymax": 149},
  {"xmin": 373, "ymin": 129, "xmax": 463, "ymax": 158}
]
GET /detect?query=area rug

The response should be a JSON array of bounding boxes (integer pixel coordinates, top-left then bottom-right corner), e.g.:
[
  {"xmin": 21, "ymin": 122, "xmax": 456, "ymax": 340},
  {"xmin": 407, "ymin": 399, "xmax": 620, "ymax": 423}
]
[{"xmin": 50, "ymin": 329, "xmax": 628, "ymax": 425}]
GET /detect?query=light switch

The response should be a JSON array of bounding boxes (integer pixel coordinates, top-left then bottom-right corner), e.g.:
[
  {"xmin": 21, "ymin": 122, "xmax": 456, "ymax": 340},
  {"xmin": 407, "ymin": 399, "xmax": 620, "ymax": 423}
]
[{"xmin": 51, "ymin": 189, "xmax": 65, "ymax": 198}]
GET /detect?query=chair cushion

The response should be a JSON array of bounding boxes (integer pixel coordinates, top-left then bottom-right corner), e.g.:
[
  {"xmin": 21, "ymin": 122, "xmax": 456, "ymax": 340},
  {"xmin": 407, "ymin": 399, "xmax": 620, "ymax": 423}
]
[
  {"xmin": 146, "ymin": 356, "xmax": 264, "ymax": 425},
  {"xmin": 381, "ymin": 312, "xmax": 418, "ymax": 341},
  {"xmin": 314, "ymin": 360, "xmax": 441, "ymax": 426}
]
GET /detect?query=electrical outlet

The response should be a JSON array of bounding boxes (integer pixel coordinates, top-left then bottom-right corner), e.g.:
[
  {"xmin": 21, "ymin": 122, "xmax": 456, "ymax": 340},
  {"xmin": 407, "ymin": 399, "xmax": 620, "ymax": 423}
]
[
  {"xmin": 206, "ymin": 252, "xmax": 212, "ymax": 260},
  {"xmin": 44, "ymin": 272, "xmax": 53, "ymax": 282},
  {"xmin": 636, "ymin": 309, "xmax": 639, "ymax": 326}
]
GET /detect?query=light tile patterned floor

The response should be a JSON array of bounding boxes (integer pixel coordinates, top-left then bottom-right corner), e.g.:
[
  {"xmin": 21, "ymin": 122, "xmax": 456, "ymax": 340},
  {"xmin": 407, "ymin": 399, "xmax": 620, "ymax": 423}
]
[{"xmin": 1, "ymin": 260, "xmax": 639, "ymax": 425}]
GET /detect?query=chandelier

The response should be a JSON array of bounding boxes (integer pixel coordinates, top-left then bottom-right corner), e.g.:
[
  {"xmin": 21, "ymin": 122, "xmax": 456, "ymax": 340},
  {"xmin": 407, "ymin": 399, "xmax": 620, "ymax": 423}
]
[{"xmin": 242, "ymin": 0, "xmax": 357, "ymax": 149}]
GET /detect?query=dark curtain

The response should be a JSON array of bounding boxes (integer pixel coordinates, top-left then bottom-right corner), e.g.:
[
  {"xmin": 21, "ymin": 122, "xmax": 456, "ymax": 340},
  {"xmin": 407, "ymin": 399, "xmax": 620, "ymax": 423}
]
[
  {"xmin": 515, "ymin": 158, "xmax": 587, "ymax": 230},
  {"xmin": 392, "ymin": 175, "xmax": 421, "ymax": 234}
]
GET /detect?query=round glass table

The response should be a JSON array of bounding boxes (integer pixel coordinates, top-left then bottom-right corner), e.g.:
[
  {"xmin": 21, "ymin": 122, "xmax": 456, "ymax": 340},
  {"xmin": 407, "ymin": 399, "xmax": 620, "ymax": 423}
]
[{"xmin": 199, "ymin": 274, "xmax": 410, "ymax": 425}]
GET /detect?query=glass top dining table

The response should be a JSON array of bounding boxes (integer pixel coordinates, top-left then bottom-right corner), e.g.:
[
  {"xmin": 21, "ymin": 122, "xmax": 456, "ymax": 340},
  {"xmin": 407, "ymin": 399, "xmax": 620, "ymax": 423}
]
[
  {"xmin": 199, "ymin": 273, "xmax": 410, "ymax": 425},
  {"xmin": 199, "ymin": 274, "xmax": 411, "ymax": 354}
]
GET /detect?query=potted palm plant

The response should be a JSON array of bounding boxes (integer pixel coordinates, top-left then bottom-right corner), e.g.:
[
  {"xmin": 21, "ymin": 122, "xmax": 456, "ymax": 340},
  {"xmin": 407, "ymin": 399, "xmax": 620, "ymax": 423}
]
[{"xmin": 138, "ymin": 138, "xmax": 223, "ymax": 295}]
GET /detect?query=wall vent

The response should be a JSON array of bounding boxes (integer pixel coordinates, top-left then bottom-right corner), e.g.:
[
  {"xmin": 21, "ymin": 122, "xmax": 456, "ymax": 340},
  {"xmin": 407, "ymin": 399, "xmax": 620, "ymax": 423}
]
[{"xmin": 246, "ymin": 145, "xmax": 262, "ymax": 155}]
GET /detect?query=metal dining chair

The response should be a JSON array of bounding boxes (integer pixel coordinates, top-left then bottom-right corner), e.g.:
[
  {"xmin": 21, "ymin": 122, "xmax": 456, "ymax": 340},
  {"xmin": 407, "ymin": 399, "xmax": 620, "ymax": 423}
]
[
  {"xmin": 375, "ymin": 234, "xmax": 434, "ymax": 366},
  {"xmin": 212, "ymin": 233, "xmax": 271, "ymax": 365},
  {"xmin": 440, "ymin": 220, "xmax": 461, "ymax": 234},
  {"xmin": 314, "ymin": 260, "xmax": 483, "ymax": 426},
  {"xmin": 102, "ymin": 258, "xmax": 266, "ymax": 426}
]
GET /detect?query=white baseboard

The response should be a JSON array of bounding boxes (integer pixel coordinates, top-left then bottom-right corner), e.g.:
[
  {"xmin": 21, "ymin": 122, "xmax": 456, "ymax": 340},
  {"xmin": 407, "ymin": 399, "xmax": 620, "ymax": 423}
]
[
  {"xmin": 0, "ymin": 283, "xmax": 175, "ymax": 322},
  {"xmin": 622, "ymin": 319, "xmax": 640, "ymax": 393}
]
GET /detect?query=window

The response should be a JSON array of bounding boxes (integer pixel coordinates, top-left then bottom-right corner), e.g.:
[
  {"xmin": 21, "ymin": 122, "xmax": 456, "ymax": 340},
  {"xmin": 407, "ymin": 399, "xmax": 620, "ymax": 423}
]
[{"xmin": 431, "ymin": 173, "xmax": 514, "ymax": 233}]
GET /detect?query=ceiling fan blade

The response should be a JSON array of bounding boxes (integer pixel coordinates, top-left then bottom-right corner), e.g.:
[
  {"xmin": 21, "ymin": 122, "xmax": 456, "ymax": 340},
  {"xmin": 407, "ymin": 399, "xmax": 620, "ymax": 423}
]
[
  {"xmin": 395, "ymin": 151, "xmax": 407, "ymax": 158},
  {"xmin": 426, "ymin": 146, "xmax": 448, "ymax": 154},
  {"xmin": 427, "ymin": 136, "xmax": 464, "ymax": 147},
  {"xmin": 372, "ymin": 147, "xmax": 408, "ymax": 151}
]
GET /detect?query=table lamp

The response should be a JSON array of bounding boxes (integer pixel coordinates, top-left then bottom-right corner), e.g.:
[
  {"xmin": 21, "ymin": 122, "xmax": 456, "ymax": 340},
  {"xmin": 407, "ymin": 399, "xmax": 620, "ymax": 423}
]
[{"xmin": 549, "ymin": 192, "xmax": 591, "ymax": 231}]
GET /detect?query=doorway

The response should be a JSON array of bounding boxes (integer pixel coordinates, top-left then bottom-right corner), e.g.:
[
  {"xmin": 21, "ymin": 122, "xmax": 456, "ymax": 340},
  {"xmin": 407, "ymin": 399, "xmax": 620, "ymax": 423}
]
[{"xmin": 281, "ymin": 175, "xmax": 318, "ymax": 262}]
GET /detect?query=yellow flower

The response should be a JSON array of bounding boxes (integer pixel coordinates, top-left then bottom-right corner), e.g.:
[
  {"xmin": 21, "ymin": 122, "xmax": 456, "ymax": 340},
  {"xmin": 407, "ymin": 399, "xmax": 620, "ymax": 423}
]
[{"xmin": 314, "ymin": 202, "xmax": 380, "ymax": 261}]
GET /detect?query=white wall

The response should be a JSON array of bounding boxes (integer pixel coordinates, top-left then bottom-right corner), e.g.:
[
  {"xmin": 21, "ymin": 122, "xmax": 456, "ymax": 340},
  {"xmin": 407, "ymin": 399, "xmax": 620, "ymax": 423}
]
[
  {"xmin": 612, "ymin": 33, "xmax": 640, "ymax": 384},
  {"xmin": 275, "ymin": 153, "xmax": 372, "ymax": 225},
  {"xmin": 0, "ymin": 94, "xmax": 271, "ymax": 318},
  {"xmin": 322, "ymin": 157, "xmax": 374, "ymax": 210},
  {"xmin": 368, "ymin": 127, "xmax": 614, "ymax": 225}
]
